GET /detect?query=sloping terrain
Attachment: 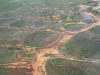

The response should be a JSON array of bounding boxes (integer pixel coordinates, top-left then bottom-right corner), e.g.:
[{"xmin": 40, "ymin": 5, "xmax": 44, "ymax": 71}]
[
  {"xmin": 24, "ymin": 31, "xmax": 62, "ymax": 48},
  {"xmin": 60, "ymin": 26, "xmax": 100, "ymax": 58},
  {"xmin": 0, "ymin": 66, "xmax": 33, "ymax": 75},
  {"xmin": 0, "ymin": 0, "xmax": 99, "ymax": 75},
  {"xmin": 64, "ymin": 24, "xmax": 89, "ymax": 31},
  {"xmin": 0, "ymin": 27, "xmax": 29, "ymax": 45},
  {"xmin": 45, "ymin": 58, "xmax": 100, "ymax": 75},
  {"xmin": 0, "ymin": 46, "xmax": 36, "ymax": 64},
  {"xmin": 0, "ymin": 47, "xmax": 17, "ymax": 64}
]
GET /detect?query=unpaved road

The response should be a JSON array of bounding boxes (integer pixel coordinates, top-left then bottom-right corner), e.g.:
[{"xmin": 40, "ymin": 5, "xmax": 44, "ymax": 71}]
[
  {"xmin": 33, "ymin": 34, "xmax": 72, "ymax": 75},
  {"xmin": 0, "ymin": 12, "xmax": 99, "ymax": 75},
  {"xmin": 32, "ymin": 11, "xmax": 100, "ymax": 75}
]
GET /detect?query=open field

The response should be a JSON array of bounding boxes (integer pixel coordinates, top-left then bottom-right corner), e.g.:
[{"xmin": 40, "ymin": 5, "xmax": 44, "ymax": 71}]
[
  {"xmin": 0, "ymin": 46, "xmax": 19, "ymax": 64},
  {"xmin": 0, "ymin": 27, "xmax": 31, "ymax": 45},
  {"xmin": 59, "ymin": 26, "xmax": 100, "ymax": 58},
  {"xmin": 24, "ymin": 31, "xmax": 62, "ymax": 48},
  {"xmin": 0, "ymin": 66, "xmax": 33, "ymax": 75},
  {"xmin": 90, "ymin": 26, "xmax": 100, "ymax": 34},
  {"xmin": 0, "ymin": 0, "xmax": 99, "ymax": 75},
  {"xmin": 0, "ymin": 46, "xmax": 36, "ymax": 64},
  {"xmin": 45, "ymin": 58, "xmax": 100, "ymax": 75},
  {"xmin": 64, "ymin": 24, "xmax": 89, "ymax": 31}
]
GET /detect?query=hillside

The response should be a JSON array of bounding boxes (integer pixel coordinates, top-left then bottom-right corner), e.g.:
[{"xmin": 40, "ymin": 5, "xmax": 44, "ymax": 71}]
[
  {"xmin": 0, "ymin": 0, "xmax": 99, "ymax": 75},
  {"xmin": 45, "ymin": 58, "xmax": 100, "ymax": 75},
  {"xmin": 59, "ymin": 26, "xmax": 100, "ymax": 58}
]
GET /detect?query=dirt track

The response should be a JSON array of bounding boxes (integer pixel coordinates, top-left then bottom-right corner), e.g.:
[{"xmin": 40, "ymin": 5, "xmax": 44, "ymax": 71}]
[
  {"xmin": 32, "ymin": 11, "xmax": 100, "ymax": 75},
  {"xmin": 0, "ymin": 12, "xmax": 99, "ymax": 75}
]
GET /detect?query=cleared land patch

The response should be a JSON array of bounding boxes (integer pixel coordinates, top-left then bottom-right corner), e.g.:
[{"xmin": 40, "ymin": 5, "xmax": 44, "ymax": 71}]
[
  {"xmin": 90, "ymin": 26, "xmax": 100, "ymax": 34},
  {"xmin": 10, "ymin": 20, "xmax": 27, "ymax": 27},
  {"xmin": 0, "ymin": 46, "xmax": 36, "ymax": 64},
  {"xmin": 45, "ymin": 58, "xmax": 100, "ymax": 75},
  {"xmin": 0, "ymin": 66, "xmax": 33, "ymax": 75},
  {"xmin": 0, "ymin": 27, "xmax": 30, "ymax": 45},
  {"xmin": 24, "ymin": 31, "xmax": 62, "ymax": 48},
  {"xmin": 59, "ymin": 26, "xmax": 100, "ymax": 58},
  {"xmin": 64, "ymin": 24, "xmax": 89, "ymax": 31}
]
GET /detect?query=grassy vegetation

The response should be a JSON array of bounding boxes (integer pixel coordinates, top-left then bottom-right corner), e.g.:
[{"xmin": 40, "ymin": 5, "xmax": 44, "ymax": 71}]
[
  {"xmin": 59, "ymin": 26, "xmax": 100, "ymax": 58},
  {"xmin": 19, "ymin": 50, "xmax": 36, "ymax": 62},
  {"xmin": 90, "ymin": 26, "xmax": 100, "ymax": 34},
  {"xmin": 0, "ymin": 28, "xmax": 16, "ymax": 39},
  {"xmin": 0, "ymin": 45, "xmax": 35, "ymax": 63},
  {"xmin": 50, "ymin": 58, "xmax": 74, "ymax": 65},
  {"xmin": 0, "ymin": 66, "xmax": 8, "ymax": 75},
  {"xmin": 85, "ymin": 0, "xmax": 100, "ymax": 17},
  {"xmin": 10, "ymin": 20, "xmax": 27, "ymax": 27},
  {"xmin": 82, "ymin": 18, "xmax": 96, "ymax": 24},
  {"xmin": 0, "ymin": 40, "xmax": 17, "ymax": 45},
  {"xmin": 64, "ymin": 24, "xmax": 89, "ymax": 31},
  {"xmin": 0, "ymin": 0, "xmax": 91, "ymax": 29},
  {"xmin": 0, "ymin": 47, "xmax": 19, "ymax": 64},
  {"xmin": 0, "ymin": 0, "xmax": 22, "ymax": 11},
  {"xmin": 44, "ymin": 53, "xmax": 55, "ymax": 57},
  {"xmin": 0, "ymin": 66, "xmax": 33, "ymax": 75},
  {"xmin": 24, "ymin": 31, "xmax": 61, "ymax": 47},
  {"xmin": 0, "ymin": 28, "xmax": 12, "ymax": 41},
  {"xmin": 46, "ymin": 58, "xmax": 100, "ymax": 75},
  {"xmin": 0, "ymin": 0, "xmax": 43, "ymax": 11},
  {"xmin": 0, "ymin": 46, "xmax": 36, "ymax": 63},
  {"xmin": 0, "ymin": 27, "xmax": 30, "ymax": 45}
]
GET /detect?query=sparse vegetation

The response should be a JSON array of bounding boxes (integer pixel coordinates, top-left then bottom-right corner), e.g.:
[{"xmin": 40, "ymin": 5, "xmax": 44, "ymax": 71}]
[
  {"xmin": 64, "ymin": 24, "xmax": 89, "ymax": 31},
  {"xmin": 90, "ymin": 26, "xmax": 100, "ymax": 34},
  {"xmin": 0, "ymin": 46, "xmax": 36, "ymax": 63},
  {"xmin": 0, "ymin": 47, "xmax": 18, "ymax": 64},
  {"xmin": 10, "ymin": 20, "xmax": 27, "ymax": 27},
  {"xmin": 44, "ymin": 53, "xmax": 55, "ymax": 57},
  {"xmin": 19, "ymin": 50, "xmax": 36, "ymax": 62},
  {"xmin": 0, "ymin": 66, "xmax": 33, "ymax": 75},
  {"xmin": 24, "ymin": 31, "xmax": 61, "ymax": 47},
  {"xmin": 0, "ymin": 0, "xmax": 100, "ymax": 75},
  {"xmin": 60, "ymin": 26, "xmax": 100, "ymax": 58},
  {"xmin": 45, "ymin": 58, "xmax": 100, "ymax": 75}
]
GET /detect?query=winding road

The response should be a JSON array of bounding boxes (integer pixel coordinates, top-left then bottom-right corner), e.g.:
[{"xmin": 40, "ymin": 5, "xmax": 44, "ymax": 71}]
[
  {"xmin": 32, "ymin": 11, "xmax": 100, "ymax": 75},
  {"xmin": 0, "ymin": 5, "xmax": 99, "ymax": 75}
]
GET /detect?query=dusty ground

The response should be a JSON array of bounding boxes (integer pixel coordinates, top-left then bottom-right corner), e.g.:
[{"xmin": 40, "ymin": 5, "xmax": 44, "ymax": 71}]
[
  {"xmin": 0, "ymin": 4, "xmax": 99, "ymax": 75},
  {"xmin": 32, "ymin": 10, "xmax": 100, "ymax": 75}
]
